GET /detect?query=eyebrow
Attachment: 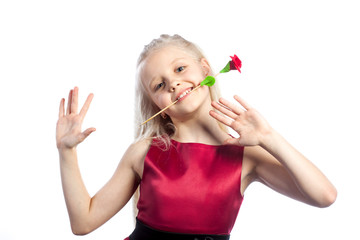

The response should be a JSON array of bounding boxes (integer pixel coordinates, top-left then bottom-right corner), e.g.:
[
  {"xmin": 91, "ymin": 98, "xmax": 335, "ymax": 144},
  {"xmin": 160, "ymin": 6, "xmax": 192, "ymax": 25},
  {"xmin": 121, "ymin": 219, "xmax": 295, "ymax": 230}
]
[
  {"xmin": 171, "ymin": 57, "xmax": 186, "ymax": 64},
  {"xmin": 148, "ymin": 77, "xmax": 157, "ymax": 90},
  {"xmin": 147, "ymin": 57, "xmax": 187, "ymax": 89}
]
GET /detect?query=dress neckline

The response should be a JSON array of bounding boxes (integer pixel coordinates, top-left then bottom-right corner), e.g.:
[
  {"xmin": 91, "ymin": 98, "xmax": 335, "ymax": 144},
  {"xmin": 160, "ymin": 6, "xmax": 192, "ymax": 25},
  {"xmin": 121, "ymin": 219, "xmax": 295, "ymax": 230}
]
[{"xmin": 170, "ymin": 138, "xmax": 228, "ymax": 148}]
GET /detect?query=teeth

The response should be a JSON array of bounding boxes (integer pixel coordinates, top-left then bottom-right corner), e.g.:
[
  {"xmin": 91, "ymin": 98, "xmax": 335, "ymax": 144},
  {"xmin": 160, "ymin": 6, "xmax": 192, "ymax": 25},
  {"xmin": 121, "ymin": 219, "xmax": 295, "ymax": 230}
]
[{"xmin": 177, "ymin": 89, "xmax": 192, "ymax": 100}]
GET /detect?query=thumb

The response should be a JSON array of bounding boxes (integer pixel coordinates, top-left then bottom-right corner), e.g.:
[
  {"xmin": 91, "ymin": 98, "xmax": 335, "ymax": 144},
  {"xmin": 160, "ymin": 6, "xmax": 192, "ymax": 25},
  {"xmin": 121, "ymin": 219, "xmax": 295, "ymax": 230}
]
[
  {"xmin": 223, "ymin": 137, "xmax": 241, "ymax": 146},
  {"xmin": 78, "ymin": 127, "xmax": 96, "ymax": 143}
]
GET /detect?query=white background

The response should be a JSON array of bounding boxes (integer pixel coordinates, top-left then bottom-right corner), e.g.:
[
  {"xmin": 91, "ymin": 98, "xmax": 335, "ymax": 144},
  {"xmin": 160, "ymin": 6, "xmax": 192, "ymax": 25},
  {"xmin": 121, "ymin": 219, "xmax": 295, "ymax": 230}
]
[{"xmin": 1, "ymin": 0, "xmax": 359, "ymax": 239}]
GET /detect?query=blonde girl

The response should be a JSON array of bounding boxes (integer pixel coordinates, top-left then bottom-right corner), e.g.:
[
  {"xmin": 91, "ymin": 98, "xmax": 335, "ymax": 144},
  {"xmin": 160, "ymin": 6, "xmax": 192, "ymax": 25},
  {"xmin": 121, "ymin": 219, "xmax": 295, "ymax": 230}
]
[{"xmin": 56, "ymin": 34, "xmax": 337, "ymax": 240}]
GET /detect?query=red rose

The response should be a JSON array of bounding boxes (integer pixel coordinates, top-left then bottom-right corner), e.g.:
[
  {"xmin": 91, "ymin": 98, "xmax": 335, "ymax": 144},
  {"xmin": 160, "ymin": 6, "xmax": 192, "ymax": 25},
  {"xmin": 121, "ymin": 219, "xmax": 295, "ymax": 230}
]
[{"xmin": 229, "ymin": 54, "xmax": 242, "ymax": 73}]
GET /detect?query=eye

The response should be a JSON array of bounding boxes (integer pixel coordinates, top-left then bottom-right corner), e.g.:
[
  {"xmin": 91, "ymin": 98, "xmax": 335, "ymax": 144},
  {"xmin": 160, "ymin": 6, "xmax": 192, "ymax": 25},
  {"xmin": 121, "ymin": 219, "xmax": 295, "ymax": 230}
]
[
  {"xmin": 176, "ymin": 66, "xmax": 185, "ymax": 73},
  {"xmin": 155, "ymin": 81, "xmax": 165, "ymax": 90}
]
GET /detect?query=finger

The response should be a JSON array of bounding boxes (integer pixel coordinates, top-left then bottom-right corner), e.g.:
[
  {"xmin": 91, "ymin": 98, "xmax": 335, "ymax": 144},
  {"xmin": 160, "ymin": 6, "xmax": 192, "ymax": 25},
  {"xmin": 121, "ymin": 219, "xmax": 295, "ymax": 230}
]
[
  {"xmin": 59, "ymin": 98, "xmax": 65, "ymax": 118},
  {"xmin": 79, "ymin": 127, "xmax": 96, "ymax": 143},
  {"xmin": 209, "ymin": 110, "xmax": 233, "ymax": 126},
  {"xmin": 218, "ymin": 97, "xmax": 244, "ymax": 115},
  {"xmin": 71, "ymin": 87, "xmax": 79, "ymax": 114},
  {"xmin": 66, "ymin": 89, "xmax": 73, "ymax": 115},
  {"xmin": 234, "ymin": 95, "xmax": 252, "ymax": 110},
  {"xmin": 79, "ymin": 93, "xmax": 94, "ymax": 119},
  {"xmin": 211, "ymin": 101, "xmax": 238, "ymax": 120},
  {"xmin": 223, "ymin": 137, "xmax": 241, "ymax": 146}
]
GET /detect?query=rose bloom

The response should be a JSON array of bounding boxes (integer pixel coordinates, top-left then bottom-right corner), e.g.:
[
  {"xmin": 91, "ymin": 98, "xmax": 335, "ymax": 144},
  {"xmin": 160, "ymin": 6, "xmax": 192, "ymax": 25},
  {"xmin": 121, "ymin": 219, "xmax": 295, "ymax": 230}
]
[{"xmin": 229, "ymin": 54, "xmax": 242, "ymax": 73}]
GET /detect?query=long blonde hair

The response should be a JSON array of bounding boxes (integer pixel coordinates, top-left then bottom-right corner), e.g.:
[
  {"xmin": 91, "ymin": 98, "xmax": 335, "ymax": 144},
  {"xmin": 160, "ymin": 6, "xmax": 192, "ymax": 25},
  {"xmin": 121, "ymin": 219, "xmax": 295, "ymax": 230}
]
[{"xmin": 132, "ymin": 34, "xmax": 227, "ymax": 218}]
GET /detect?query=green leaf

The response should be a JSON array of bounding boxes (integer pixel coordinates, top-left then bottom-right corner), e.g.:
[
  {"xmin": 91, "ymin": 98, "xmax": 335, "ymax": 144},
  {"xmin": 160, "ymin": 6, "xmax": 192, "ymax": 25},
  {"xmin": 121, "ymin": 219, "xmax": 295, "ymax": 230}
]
[
  {"xmin": 200, "ymin": 76, "xmax": 216, "ymax": 86},
  {"xmin": 220, "ymin": 61, "xmax": 231, "ymax": 73}
]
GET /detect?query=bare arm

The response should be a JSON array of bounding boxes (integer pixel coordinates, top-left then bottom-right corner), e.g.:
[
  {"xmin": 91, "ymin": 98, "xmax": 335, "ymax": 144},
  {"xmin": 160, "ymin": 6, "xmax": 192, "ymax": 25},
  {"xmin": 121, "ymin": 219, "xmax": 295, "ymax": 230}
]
[
  {"xmin": 245, "ymin": 134, "xmax": 336, "ymax": 207},
  {"xmin": 56, "ymin": 87, "xmax": 147, "ymax": 235},
  {"xmin": 58, "ymin": 144, "xmax": 143, "ymax": 235},
  {"xmin": 210, "ymin": 95, "xmax": 337, "ymax": 207}
]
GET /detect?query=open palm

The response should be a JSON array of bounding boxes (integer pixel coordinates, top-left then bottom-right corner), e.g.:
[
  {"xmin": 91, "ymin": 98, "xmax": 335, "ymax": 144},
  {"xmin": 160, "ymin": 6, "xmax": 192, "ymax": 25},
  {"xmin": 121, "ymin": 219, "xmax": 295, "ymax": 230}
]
[
  {"xmin": 56, "ymin": 87, "xmax": 95, "ymax": 150},
  {"xmin": 210, "ymin": 95, "xmax": 272, "ymax": 146}
]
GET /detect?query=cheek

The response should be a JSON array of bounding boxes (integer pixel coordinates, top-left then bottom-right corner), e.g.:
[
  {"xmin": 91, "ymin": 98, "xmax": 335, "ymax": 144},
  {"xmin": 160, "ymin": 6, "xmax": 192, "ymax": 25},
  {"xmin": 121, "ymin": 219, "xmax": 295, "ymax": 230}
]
[
  {"xmin": 198, "ymin": 85, "xmax": 211, "ymax": 98},
  {"xmin": 153, "ymin": 95, "xmax": 169, "ymax": 109},
  {"xmin": 186, "ymin": 71, "xmax": 204, "ymax": 85}
]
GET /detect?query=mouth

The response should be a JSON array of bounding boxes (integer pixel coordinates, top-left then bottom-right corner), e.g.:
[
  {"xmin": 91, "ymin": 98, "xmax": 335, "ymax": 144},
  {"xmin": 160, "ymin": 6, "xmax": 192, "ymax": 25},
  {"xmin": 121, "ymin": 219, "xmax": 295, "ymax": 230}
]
[{"xmin": 176, "ymin": 87, "xmax": 194, "ymax": 101}]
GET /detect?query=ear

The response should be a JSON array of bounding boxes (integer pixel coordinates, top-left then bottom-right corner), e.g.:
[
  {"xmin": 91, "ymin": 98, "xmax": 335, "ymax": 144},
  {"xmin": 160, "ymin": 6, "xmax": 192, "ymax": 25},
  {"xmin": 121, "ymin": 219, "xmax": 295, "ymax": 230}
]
[{"xmin": 200, "ymin": 58, "xmax": 211, "ymax": 76}]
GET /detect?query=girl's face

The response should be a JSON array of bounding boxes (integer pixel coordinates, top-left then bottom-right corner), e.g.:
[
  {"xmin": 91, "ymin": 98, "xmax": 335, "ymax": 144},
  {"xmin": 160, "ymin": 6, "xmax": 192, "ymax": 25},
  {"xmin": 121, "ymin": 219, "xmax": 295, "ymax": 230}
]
[{"xmin": 140, "ymin": 46, "xmax": 211, "ymax": 121}]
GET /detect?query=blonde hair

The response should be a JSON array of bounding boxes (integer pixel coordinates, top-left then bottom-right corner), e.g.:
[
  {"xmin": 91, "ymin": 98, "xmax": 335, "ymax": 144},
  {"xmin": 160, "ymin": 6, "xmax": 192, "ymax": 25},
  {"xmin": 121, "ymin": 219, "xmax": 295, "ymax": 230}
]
[{"xmin": 134, "ymin": 34, "xmax": 226, "ymax": 148}]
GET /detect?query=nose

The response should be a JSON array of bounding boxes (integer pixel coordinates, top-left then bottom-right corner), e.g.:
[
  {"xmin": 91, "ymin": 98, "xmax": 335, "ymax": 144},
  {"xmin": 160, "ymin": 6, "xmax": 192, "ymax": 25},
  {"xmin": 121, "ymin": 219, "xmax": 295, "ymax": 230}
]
[{"xmin": 169, "ymin": 80, "xmax": 181, "ymax": 92}]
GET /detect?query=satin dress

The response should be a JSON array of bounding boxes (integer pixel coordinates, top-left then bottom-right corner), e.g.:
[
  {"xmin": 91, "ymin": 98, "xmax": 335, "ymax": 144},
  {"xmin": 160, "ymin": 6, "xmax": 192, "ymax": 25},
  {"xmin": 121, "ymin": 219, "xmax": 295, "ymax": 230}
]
[{"xmin": 125, "ymin": 138, "xmax": 244, "ymax": 239}]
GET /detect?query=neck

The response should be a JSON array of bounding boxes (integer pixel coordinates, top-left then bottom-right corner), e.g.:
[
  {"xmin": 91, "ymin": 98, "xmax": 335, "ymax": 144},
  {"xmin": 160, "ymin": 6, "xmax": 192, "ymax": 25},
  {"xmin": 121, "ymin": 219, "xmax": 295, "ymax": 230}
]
[{"xmin": 171, "ymin": 104, "xmax": 229, "ymax": 145}]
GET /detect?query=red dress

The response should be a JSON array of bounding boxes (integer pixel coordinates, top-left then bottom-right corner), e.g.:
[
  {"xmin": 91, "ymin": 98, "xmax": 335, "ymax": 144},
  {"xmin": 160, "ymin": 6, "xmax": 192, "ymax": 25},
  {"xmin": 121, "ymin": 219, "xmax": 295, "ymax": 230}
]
[{"xmin": 126, "ymin": 138, "xmax": 244, "ymax": 238}]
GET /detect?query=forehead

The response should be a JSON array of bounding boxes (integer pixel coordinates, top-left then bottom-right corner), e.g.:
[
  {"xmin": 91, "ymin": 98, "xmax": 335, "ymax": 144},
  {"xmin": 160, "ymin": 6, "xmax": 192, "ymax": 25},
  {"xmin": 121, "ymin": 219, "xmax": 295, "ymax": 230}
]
[{"xmin": 140, "ymin": 46, "xmax": 195, "ymax": 78}]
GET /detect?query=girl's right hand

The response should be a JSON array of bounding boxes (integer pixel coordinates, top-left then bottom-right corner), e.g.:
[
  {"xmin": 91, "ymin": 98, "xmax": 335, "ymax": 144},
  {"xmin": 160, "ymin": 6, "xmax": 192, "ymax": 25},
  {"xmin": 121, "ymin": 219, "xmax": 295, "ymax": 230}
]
[{"xmin": 56, "ymin": 87, "xmax": 96, "ymax": 150}]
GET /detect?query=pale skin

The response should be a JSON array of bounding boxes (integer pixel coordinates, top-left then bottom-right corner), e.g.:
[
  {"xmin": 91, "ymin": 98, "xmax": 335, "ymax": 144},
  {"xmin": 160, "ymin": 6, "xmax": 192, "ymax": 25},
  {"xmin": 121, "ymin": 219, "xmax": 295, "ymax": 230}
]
[{"xmin": 56, "ymin": 46, "xmax": 337, "ymax": 235}]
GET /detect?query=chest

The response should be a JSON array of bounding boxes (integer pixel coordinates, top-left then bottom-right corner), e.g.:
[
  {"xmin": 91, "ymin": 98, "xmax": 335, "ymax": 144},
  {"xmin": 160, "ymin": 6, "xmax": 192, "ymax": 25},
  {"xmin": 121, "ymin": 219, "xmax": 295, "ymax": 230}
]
[{"xmin": 142, "ymin": 142, "xmax": 244, "ymax": 199}]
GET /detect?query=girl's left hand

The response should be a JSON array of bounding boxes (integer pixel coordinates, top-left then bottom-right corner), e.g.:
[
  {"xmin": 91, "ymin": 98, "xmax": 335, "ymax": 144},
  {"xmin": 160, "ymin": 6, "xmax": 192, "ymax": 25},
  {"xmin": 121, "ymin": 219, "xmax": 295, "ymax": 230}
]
[{"xmin": 210, "ymin": 95, "xmax": 272, "ymax": 146}]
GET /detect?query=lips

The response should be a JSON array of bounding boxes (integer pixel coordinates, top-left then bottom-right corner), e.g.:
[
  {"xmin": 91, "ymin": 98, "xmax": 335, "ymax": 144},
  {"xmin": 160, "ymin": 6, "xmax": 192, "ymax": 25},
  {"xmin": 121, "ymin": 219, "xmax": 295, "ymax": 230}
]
[{"xmin": 176, "ymin": 87, "xmax": 193, "ymax": 101}]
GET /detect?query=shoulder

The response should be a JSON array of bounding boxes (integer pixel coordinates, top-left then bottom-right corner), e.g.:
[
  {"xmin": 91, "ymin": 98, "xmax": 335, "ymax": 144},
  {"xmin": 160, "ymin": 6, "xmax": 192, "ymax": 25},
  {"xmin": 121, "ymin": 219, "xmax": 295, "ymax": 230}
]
[
  {"xmin": 120, "ymin": 138, "xmax": 152, "ymax": 179},
  {"xmin": 242, "ymin": 146, "xmax": 274, "ymax": 180},
  {"xmin": 243, "ymin": 145, "xmax": 282, "ymax": 180},
  {"xmin": 244, "ymin": 145, "xmax": 272, "ymax": 164},
  {"xmin": 240, "ymin": 146, "xmax": 274, "ymax": 194},
  {"xmin": 125, "ymin": 138, "xmax": 152, "ymax": 158}
]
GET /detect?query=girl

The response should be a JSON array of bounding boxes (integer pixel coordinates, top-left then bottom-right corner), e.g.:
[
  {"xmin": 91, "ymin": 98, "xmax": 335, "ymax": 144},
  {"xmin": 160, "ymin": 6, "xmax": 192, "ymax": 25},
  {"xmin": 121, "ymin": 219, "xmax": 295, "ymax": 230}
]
[{"xmin": 56, "ymin": 34, "xmax": 337, "ymax": 240}]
